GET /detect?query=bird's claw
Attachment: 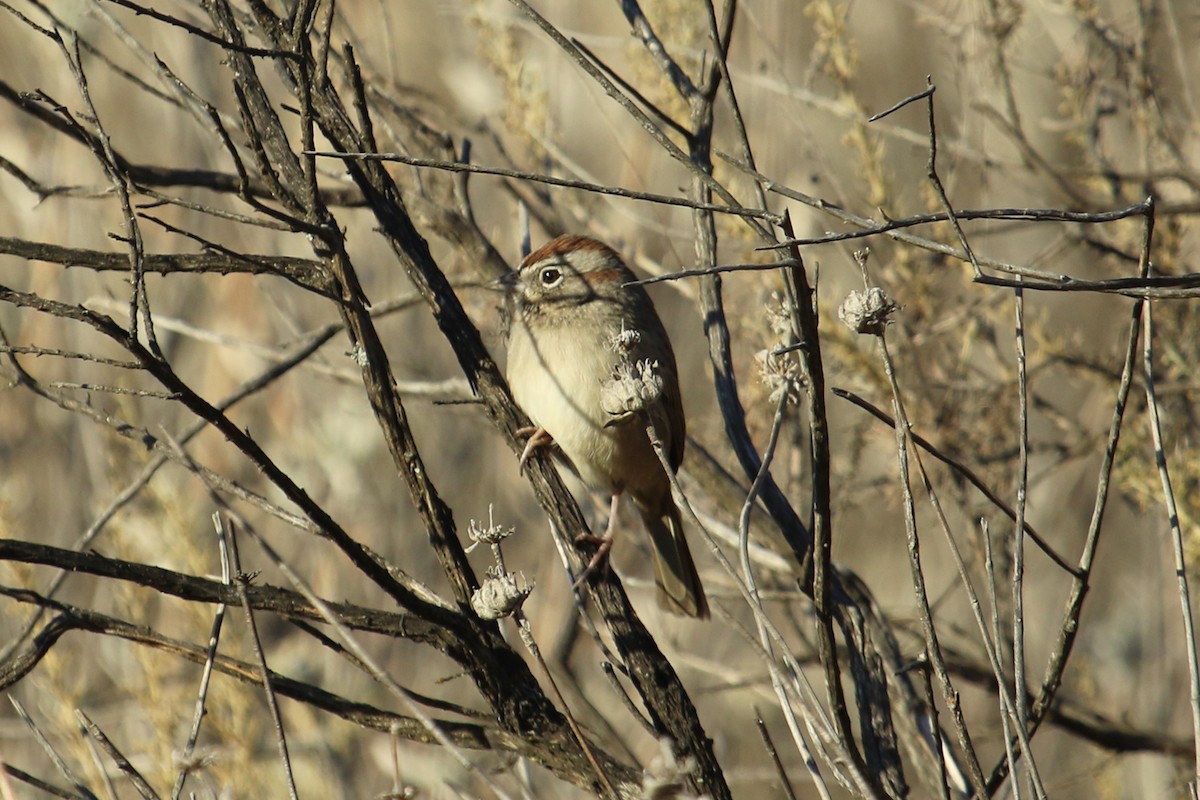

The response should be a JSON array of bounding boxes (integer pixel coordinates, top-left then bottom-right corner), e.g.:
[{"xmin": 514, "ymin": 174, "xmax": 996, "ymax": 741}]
[
  {"xmin": 571, "ymin": 532, "xmax": 614, "ymax": 589},
  {"xmin": 516, "ymin": 426, "xmax": 554, "ymax": 474}
]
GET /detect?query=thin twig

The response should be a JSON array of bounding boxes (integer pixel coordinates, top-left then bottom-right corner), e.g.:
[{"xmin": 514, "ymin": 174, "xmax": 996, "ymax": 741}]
[
  {"xmin": 617, "ymin": 0, "xmax": 697, "ymax": 97},
  {"xmin": 1142, "ymin": 282, "xmax": 1200, "ymax": 791},
  {"xmin": 645, "ymin": 420, "xmax": 862, "ymax": 799},
  {"xmin": 778, "ymin": 222, "xmax": 858, "ymax": 786},
  {"xmin": 754, "ymin": 711, "xmax": 799, "ymax": 800},
  {"xmin": 0, "ymin": 592, "xmax": 511, "ymax": 753},
  {"xmin": 988, "ymin": 201, "xmax": 1155, "ymax": 793},
  {"xmin": 9, "ymin": 697, "xmax": 96, "ymax": 800},
  {"xmin": 0, "ymin": 763, "xmax": 87, "ymax": 800},
  {"xmin": 599, "ymin": 661, "xmax": 655, "ymax": 736},
  {"xmin": 99, "ymin": 0, "xmax": 299, "ymax": 58},
  {"xmin": 0, "ymin": 345, "xmax": 140, "ymax": 369},
  {"xmin": 171, "ymin": 513, "xmax": 231, "ymax": 800},
  {"xmin": 221, "ymin": 517, "xmax": 300, "ymax": 800},
  {"xmin": 570, "ymin": 37, "xmax": 690, "ymax": 139},
  {"xmin": 916, "ymin": 80, "xmax": 981, "ymax": 278},
  {"xmin": 514, "ymin": 616, "xmax": 619, "ymax": 799},
  {"xmin": 57, "ymin": 30, "xmax": 159, "ymax": 355},
  {"xmin": 736, "ymin": 385, "xmax": 835, "ymax": 800},
  {"xmin": 906, "ymin": 442, "xmax": 1047, "ymax": 798},
  {"xmin": 637, "ymin": 243, "xmax": 1199, "ymax": 298},
  {"xmin": 765, "ymin": 202, "xmax": 1155, "ymax": 248},
  {"xmin": 912, "ymin": 656, "xmax": 952, "ymax": 800},
  {"xmin": 1011, "ymin": 270, "xmax": 1035, "ymax": 792},
  {"xmin": 504, "ymin": 0, "xmax": 765, "ymax": 237},
  {"xmin": 984, "ymin": 519, "xmax": 1022, "ymax": 798},
  {"xmin": 304, "ymin": 149, "xmax": 782, "ymax": 222},
  {"xmin": 832, "ymin": 387, "xmax": 1078, "ymax": 576},
  {"xmin": 475, "ymin": 514, "xmax": 619, "ymax": 799},
  {"xmin": 233, "ymin": 523, "xmax": 516, "ymax": 800},
  {"xmin": 74, "ymin": 710, "xmax": 160, "ymax": 800},
  {"xmin": 48, "ymin": 381, "xmax": 178, "ymax": 399},
  {"xmin": 716, "ymin": 154, "xmax": 1195, "ymax": 297},
  {"xmin": 74, "ymin": 714, "xmax": 117, "ymax": 800},
  {"xmin": 875, "ymin": 331, "xmax": 988, "ymax": 796}
]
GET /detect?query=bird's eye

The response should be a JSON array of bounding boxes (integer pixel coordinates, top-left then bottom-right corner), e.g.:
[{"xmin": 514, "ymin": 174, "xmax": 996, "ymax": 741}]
[{"xmin": 539, "ymin": 267, "xmax": 563, "ymax": 287}]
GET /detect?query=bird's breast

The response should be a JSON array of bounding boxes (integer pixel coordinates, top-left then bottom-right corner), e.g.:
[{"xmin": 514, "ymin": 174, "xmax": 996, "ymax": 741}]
[{"xmin": 508, "ymin": 320, "xmax": 662, "ymax": 494}]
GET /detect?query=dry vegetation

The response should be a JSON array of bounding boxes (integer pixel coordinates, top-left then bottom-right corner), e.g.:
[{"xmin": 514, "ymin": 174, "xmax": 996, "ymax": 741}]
[{"xmin": 0, "ymin": 1, "xmax": 1198, "ymax": 798}]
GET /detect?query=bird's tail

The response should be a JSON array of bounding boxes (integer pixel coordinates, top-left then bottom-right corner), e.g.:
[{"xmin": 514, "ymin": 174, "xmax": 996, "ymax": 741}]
[{"xmin": 640, "ymin": 499, "xmax": 709, "ymax": 619}]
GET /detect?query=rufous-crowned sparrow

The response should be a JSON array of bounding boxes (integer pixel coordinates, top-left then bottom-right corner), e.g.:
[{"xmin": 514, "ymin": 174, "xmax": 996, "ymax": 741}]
[{"xmin": 505, "ymin": 234, "xmax": 708, "ymax": 618}]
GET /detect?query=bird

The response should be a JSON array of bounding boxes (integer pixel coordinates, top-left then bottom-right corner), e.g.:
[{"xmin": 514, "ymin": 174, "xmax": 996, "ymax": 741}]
[{"xmin": 503, "ymin": 234, "xmax": 708, "ymax": 618}]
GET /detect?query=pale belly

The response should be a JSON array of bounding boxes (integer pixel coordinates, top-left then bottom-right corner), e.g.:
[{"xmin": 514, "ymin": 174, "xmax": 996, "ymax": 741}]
[{"xmin": 508, "ymin": 321, "xmax": 666, "ymax": 497}]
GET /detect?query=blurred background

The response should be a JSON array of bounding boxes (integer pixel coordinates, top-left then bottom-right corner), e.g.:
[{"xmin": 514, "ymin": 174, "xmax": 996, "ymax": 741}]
[{"xmin": 1, "ymin": 0, "xmax": 1198, "ymax": 797}]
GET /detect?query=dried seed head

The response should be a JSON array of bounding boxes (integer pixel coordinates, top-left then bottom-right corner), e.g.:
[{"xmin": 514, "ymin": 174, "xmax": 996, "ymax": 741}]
[
  {"xmin": 471, "ymin": 569, "xmax": 534, "ymax": 620},
  {"xmin": 468, "ymin": 510, "xmax": 515, "ymax": 545},
  {"xmin": 765, "ymin": 291, "xmax": 795, "ymax": 338},
  {"xmin": 838, "ymin": 287, "xmax": 897, "ymax": 335},
  {"xmin": 600, "ymin": 359, "xmax": 664, "ymax": 420},
  {"xmin": 608, "ymin": 326, "xmax": 643, "ymax": 353},
  {"xmin": 755, "ymin": 348, "xmax": 802, "ymax": 405}
]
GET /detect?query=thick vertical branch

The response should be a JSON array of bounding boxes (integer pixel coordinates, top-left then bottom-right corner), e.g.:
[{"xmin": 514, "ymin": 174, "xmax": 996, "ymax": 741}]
[{"xmin": 777, "ymin": 218, "xmax": 870, "ymax": 790}]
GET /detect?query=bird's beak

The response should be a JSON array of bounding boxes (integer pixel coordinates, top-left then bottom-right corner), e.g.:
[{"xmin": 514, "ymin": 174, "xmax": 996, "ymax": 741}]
[{"xmin": 491, "ymin": 270, "xmax": 522, "ymax": 293}]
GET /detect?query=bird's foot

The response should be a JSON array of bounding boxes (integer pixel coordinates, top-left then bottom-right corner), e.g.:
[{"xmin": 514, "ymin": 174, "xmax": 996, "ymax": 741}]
[
  {"xmin": 571, "ymin": 492, "xmax": 621, "ymax": 589},
  {"xmin": 516, "ymin": 426, "xmax": 554, "ymax": 474},
  {"xmin": 571, "ymin": 531, "xmax": 614, "ymax": 589}
]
